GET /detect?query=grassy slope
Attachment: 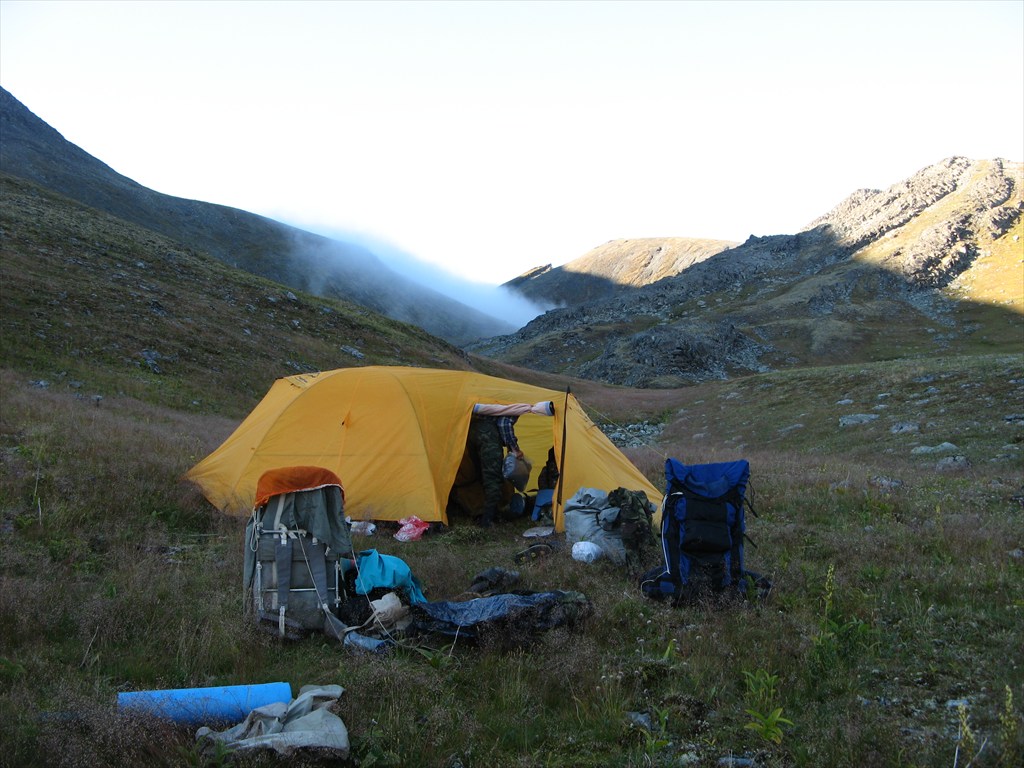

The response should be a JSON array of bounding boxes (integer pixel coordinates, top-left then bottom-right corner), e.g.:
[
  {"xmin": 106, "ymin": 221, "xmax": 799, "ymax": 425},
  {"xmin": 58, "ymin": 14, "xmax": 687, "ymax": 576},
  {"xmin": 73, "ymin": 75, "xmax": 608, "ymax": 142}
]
[
  {"xmin": 0, "ymin": 174, "xmax": 471, "ymax": 416},
  {"xmin": 1, "ymin": 175, "xmax": 1022, "ymax": 767}
]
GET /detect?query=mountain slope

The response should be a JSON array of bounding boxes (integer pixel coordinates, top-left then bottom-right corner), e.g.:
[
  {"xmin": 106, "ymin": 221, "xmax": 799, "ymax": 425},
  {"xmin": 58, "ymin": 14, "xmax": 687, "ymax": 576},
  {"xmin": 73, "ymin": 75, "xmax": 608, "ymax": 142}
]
[
  {"xmin": 504, "ymin": 237, "xmax": 738, "ymax": 306},
  {"xmin": 485, "ymin": 157, "xmax": 1023, "ymax": 386},
  {"xmin": 0, "ymin": 172, "xmax": 473, "ymax": 415},
  {"xmin": 0, "ymin": 86, "xmax": 512, "ymax": 346}
]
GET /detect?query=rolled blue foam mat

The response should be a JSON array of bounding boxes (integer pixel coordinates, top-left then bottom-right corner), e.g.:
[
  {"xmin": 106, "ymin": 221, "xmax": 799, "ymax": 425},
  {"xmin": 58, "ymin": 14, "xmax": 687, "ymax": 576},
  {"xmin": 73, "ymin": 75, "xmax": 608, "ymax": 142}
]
[{"xmin": 117, "ymin": 681, "xmax": 292, "ymax": 724}]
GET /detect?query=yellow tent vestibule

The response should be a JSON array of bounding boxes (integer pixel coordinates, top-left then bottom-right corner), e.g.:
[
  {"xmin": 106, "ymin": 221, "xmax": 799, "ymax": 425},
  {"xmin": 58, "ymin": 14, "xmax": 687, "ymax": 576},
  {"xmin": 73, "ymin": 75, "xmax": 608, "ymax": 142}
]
[{"xmin": 186, "ymin": 366, "xmax": 661, "ymax": 532}]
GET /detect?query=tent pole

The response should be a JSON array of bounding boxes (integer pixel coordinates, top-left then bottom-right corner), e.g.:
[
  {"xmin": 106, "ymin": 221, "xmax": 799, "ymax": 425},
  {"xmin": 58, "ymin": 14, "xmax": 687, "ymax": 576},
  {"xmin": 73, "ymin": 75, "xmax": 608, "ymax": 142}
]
[{"xmin": 555, "ymin": 386, "xmax": 570, "ymax": 515}]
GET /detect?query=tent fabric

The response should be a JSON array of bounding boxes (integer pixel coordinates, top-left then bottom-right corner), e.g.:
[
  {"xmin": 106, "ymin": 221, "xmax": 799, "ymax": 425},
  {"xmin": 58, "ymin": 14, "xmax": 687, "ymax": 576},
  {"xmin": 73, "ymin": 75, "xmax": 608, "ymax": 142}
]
[
  {"xmin": 253, "ymin": 466, "xmax": 344, "ymax": 509},
  {"xmin": 195, "ymin": 684, "xmax": 349, "ymax": 758},
  {"xmin": 186, "ymin": 366, "xmax": 661, "ymax": 531}
]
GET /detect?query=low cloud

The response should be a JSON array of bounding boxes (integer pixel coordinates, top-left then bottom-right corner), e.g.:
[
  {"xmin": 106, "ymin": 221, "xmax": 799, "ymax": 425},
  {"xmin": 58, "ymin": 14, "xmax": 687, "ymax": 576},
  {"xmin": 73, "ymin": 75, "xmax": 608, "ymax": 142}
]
[{"xmin": 300, "ymin": 227, "xmax": 554, "ymax": 330}]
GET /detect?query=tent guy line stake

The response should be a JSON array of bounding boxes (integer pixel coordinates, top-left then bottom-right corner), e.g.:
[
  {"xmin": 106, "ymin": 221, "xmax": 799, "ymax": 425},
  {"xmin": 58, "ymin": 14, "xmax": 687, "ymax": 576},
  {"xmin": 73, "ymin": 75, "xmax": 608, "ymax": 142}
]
[
  {"xmin": 34, "ymin": 461, "xmax": 43, "ymax": 524},
  {"xmin": 450, "ymin": 625, "xmax": 460, "ymax": 656}
]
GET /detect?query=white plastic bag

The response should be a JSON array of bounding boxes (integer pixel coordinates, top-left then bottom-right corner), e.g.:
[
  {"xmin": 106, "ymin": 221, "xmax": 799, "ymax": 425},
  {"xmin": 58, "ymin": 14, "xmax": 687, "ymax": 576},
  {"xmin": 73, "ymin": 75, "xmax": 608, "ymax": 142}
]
[
  {"xmin": 563, "ymin": 488, "xmax": 627, "ymax": 565},
  {"xmin": 370, "ymin": 592, "xmax": 411, "ymax": 631},
  {"xmin": 571, "ymin": 541, "xmax": 604, "ymax": 564},
  {"xmin": 346, "ymin": 517, "xmax": 376, "ymax": 536}
]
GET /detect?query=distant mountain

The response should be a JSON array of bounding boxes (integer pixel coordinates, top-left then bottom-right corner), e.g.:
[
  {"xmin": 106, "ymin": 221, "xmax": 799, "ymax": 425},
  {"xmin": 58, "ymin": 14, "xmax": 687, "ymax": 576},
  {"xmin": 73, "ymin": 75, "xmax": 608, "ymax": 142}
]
[
  {"xmin": 483, "ymin": 157, "xmax": 1023, "ymax": 386},
  {"xmin": 504, "ymin": 237, "xmax": 737, "ymax": 306},
  {"xmin": 5, "ymin": 86, "xmax": 1020, "ymax": 388},
  {"xmin": 0, "ymin": 86, "xmax": 513, "ymax": 346}
]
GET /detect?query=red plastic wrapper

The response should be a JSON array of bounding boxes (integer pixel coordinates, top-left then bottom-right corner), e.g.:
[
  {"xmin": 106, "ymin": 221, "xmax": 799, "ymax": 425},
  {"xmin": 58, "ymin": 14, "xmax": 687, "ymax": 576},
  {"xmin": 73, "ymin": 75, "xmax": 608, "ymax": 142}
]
[{"xmin": 394, "ymin": 515, "xmax": 429, "ymax": 542}]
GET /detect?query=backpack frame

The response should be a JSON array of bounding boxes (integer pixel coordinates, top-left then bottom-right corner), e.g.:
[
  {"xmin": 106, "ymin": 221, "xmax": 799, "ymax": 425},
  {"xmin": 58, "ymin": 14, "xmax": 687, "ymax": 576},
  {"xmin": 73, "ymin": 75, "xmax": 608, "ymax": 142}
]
[{"xmin": 243, "ymin": 468, "xmax": 352, "ymax": 639}]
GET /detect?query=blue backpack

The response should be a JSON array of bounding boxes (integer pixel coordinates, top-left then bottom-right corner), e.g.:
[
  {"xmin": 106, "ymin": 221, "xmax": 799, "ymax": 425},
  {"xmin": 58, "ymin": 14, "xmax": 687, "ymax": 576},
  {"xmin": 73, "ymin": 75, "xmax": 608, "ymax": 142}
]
[{"xmin": 641, "ymin": 458, "xmax": 766, "ymax": 604}]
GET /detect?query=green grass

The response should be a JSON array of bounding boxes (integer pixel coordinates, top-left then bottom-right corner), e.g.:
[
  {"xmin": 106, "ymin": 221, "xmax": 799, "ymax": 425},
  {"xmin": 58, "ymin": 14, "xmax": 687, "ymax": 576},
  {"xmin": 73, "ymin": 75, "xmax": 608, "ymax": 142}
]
[
  {"xmin": 1, "ymin": 350, "xmax": 1022, "ymax": 767},
  {"xmin": 1, "ymin": 172, "xmax": 1023, "ymax": 767}
]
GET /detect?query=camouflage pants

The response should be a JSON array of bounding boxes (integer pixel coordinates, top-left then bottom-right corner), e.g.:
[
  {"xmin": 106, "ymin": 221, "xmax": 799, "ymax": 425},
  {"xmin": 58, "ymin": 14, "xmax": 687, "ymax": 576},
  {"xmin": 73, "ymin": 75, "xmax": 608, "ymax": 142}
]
[
  {"xmin": 609, "ymin": 487, "xmax": 658, "ymax": 575},
  {"xmin": 468, "ymin": 417, "xmax": 504, "ymax": 519}
]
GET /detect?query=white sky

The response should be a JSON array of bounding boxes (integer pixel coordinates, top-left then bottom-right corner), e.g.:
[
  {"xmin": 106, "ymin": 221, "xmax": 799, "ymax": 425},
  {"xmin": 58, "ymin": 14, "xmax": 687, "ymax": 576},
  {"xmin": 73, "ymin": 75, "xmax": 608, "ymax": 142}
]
[{"xmin": 2, "ymin": 0, "xmax": 1022, "ymax": 286}]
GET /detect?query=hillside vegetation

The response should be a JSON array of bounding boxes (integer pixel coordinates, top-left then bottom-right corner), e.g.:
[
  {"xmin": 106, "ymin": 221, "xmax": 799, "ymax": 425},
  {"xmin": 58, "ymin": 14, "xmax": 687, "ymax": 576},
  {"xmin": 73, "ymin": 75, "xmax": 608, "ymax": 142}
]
[
  {"xmin": 0, "ymin": 87, "xmax": 512, "ymax": 346},
  {"xmin": 1, "ymin": 172, "xmax": 1023, "ymax": 766},
  {"xmin": 0, "ymin": 173, "xmax": 472, "ymax": 416}
]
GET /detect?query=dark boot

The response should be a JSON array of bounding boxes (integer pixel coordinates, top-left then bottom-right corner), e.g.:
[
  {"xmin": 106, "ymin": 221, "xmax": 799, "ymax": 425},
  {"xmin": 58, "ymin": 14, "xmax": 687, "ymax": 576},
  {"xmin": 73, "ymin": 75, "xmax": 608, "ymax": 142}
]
[{"xmin": 478, "ymin": 504, "xmax": 497, "ymax": 528}]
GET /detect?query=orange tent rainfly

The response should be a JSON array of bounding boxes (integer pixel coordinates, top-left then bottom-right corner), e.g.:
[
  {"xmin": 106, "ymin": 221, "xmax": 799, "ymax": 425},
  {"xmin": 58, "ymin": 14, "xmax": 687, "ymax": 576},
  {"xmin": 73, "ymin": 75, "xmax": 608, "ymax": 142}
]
[{"xmin": 186, "ymin": 366, "xmax": 661, "ymax": 531}]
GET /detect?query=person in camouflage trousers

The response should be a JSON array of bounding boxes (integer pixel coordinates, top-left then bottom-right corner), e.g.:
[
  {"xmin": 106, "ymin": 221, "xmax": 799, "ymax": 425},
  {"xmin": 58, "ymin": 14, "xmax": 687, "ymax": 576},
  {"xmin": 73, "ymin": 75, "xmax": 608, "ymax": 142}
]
[
  {"xmin": 608, "ymin": 487, "xmax": 658, "ymax": 575},
  {"xmin": 467, "ymin": 414, "xmax": 521, "ymax": 527}
]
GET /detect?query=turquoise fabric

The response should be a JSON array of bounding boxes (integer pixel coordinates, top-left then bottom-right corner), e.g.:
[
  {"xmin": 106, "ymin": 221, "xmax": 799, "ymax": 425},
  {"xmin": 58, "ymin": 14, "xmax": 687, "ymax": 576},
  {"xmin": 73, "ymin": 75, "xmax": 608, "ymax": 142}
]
[{"xmin": 353, "ymin": 549, "xmax": 427, "ymax": 604}]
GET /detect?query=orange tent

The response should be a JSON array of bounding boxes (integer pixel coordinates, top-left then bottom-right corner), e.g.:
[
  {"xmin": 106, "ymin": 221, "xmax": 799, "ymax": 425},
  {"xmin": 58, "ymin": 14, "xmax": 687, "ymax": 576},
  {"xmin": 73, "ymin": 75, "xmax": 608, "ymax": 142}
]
[{"xmin": 186, "ymin": 366, "xmax": 660, "ymax": 531}]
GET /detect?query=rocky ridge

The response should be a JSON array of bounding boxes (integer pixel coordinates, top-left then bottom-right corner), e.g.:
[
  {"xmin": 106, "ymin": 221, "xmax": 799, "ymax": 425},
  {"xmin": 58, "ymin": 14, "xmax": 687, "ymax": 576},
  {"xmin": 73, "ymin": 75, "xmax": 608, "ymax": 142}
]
[
  {"xmin": 505, "ymin": 237, "xmax": 737, "ymax": 307},
  {"xmin": 478, "ymin": 157, "xmax": 1022, "ymax": 386}
]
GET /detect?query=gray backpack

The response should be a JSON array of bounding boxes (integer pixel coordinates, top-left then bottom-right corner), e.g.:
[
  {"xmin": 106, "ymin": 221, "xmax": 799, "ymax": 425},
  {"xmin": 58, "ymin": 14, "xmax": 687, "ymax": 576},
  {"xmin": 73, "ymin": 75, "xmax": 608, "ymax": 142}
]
[{"xmin": 243, "ymin": 470, "xmax": 352, "ymax": 638}]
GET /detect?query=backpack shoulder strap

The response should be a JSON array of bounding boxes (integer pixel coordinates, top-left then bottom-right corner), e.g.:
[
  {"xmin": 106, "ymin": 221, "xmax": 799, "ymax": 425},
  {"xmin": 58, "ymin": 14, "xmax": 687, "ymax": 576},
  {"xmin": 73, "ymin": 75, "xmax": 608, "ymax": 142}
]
[{"xmin": 270, "ymin": 494, "xmax": 293, "ymax": 637}]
